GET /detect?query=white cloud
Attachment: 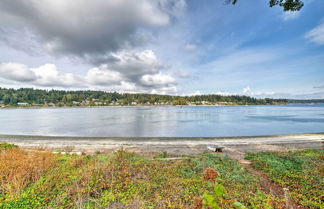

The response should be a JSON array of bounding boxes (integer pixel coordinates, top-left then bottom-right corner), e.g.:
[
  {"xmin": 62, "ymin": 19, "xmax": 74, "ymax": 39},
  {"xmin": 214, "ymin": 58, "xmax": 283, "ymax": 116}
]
[
  {"xmin": 0, "ymin": 59, "xmax": 178, "ymax": 93},
  {"xmin": 31, "ymin": 64, "xmax": 84, "ymax": 87},
  {"xmin": 86, "ymin": 67, "xmax": 123, "ymax": 85},
  {"xmin": 305, "ymin": 23, "xmax": 324, "ymax": 45},
  {"xmin": 282, "ymin": 11, "xmax": 300, "ymax": 21},
  {"xmin": 90, "ymin": 50, "xmax": 178, "ymax": 91},
  {"xmin": 0, "ymin": 63, "xmax": 85, "ymax": 88},
  {"xmin": 242, "ymin": 86, "xmax": 252, "ymax": 94},
  {"xmin": 242, "ymin": 86, "xmax": 276, "ymax": 97},
  {"xmin": 0, "ymin": 1, "xmax": 185, "ymax": 94},
  {"xmin": 104, "ymin": 81, "xmax": 137, "ymax": 93},
  {"xmin": 0, "ymin": 48, "xmax": 178, "ymax": 93},
  {"xmin": 0, "ymin": 63, "xmax": 37, "ymax": 82},
  {"xmin": 107, "ymin": 50, "xmax": 162, "ymax": 79},
  {"xmin": 140, "ymin": 73, "xmax": 176, "ymax": 86}
]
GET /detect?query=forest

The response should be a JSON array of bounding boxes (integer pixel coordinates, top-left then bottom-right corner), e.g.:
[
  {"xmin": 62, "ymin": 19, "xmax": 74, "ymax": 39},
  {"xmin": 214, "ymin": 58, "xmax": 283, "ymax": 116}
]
[{"xmin": 0, "ymin": 88, "xmax": 288, "ymax": 107}]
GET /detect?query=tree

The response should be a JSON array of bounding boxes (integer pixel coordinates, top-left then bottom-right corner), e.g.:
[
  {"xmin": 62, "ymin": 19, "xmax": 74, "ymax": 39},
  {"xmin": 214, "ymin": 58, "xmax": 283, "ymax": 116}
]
[{"xmin": 229, "ymin": 0, "xmax": 304, "ymax": 11}]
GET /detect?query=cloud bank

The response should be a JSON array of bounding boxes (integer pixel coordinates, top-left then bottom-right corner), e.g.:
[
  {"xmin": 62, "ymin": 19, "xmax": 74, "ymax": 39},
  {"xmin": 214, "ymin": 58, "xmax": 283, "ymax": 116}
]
[
  {"xmin": 0, "ymin": 0, "xmax": 186, "ymax": 56},
  {"xmin": 0, "ymin": 50, "xmax": 177, "ymax": 94},
  {"xmin": 0, "ymin": 0, "xmax": 185, "ymax": 93}
]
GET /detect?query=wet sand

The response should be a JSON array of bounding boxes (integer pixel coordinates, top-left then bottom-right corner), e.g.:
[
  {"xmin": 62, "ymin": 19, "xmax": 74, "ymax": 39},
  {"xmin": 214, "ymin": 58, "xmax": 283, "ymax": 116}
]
[{"xmin": 0, "ymin": 133, "xmax": 323, "ymax": 156}]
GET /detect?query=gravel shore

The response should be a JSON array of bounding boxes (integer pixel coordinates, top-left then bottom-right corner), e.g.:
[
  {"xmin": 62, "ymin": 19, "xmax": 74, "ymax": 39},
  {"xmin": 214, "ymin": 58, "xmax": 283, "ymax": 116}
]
[{"xmin": 0, "ymin": 133, "xmax": 323, "ymax": 156}]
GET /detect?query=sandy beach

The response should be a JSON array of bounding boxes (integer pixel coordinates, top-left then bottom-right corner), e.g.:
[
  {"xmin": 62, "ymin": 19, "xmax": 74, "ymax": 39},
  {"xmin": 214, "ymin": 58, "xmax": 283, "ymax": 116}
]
[{"xmin": 1, "ymin": 133, "xmax": 323, "ymax": 158}]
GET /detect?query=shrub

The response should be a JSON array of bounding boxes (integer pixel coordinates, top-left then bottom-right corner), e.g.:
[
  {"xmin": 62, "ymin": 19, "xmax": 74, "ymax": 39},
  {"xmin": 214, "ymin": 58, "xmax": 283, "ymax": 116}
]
[
  {"xmin": 0, "ymin": 143, "xmax": 18, "ymax": 150},
  {"xmin": 0, "ymin": 148, "xmax": 57, "ymax": 199}
]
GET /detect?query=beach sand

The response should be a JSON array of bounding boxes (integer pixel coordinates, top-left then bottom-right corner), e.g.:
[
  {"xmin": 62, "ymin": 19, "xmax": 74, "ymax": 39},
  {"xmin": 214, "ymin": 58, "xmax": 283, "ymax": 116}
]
[{"xmin": 0, "ymin": 133, "xmax": 323, "ymax": 158}]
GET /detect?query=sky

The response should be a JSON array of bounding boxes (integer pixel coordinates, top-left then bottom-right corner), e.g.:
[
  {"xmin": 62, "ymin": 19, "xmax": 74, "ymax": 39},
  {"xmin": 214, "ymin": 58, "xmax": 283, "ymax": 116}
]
[{"xmin": 0, "ymin": 0, "xmax": 323, "ymax": 99}]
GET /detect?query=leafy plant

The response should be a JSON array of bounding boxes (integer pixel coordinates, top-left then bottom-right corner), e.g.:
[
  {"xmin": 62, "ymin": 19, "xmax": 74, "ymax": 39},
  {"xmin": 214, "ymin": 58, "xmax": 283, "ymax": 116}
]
[
  {"xmin": 0, "ymin": 143, "xmax": 18, "ymax": 150},
  {"xmin": 246, "ymin": 149, "xmax": 324, "ymax": 208}
]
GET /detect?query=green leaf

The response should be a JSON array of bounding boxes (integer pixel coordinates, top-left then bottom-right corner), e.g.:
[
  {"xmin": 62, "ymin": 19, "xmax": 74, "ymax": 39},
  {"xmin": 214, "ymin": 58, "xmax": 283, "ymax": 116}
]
[
  {"xmin": 233, "ymin": 201, "xmax": 246, "ymax": 208},
  {"xmin": 214, "ymin": 184, "xmax": 225, "ymax": 196}
]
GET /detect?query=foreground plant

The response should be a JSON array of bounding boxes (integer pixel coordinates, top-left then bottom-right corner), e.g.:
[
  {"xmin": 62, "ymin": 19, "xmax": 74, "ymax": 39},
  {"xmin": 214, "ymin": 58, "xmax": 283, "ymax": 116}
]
[
  {"xmin": 0, "ymin": 146, "xmax": 286, "ymax": 208},
  {"xmin": 0, "ymin": 146, "xmax": 57, "ymax": 200},
  {"xmin": 246, "ymin": 149, "xmax": 324, "ymax": 208},
  {"xmin": 195, "ymin": 168, "xmax": 245, "ymax": 209}
]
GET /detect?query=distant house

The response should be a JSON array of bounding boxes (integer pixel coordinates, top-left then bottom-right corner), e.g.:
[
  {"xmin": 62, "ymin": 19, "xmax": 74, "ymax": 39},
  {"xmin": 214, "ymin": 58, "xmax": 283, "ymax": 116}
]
[
  {"xmin": 201, "ymin": 101, "xmax": 210, "ymax": 105},
  {"xmin": 131, "ymin": 102, "xmax": 137, "ymax": 105},
  {"xmin": 94, "ymin": 101, "xmax": 102, "ymax": 105},
  {"xmin": 217, "ymin": 102, "xmax": 228, "ymax": 105},
  {"xmin": 72, "ymin": 101, "xmax": 80, "ymax": 105},
  {"xmin": 47, "ymin": 102, "xmax": 55, "ymax": 107},
  {"xmin": 17, "ymin": 102, "xmax": 29, "ymax": 106},
  {"xmin": 81, "ymin": 100, "xmax": 89, "ymax": 105}
]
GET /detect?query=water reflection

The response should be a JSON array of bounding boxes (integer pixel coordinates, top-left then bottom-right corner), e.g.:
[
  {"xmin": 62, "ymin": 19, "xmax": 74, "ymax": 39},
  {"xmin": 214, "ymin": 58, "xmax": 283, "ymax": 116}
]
[{"xmin": 0, "ymin": 105, "xmax": 323, "ymax": 137}]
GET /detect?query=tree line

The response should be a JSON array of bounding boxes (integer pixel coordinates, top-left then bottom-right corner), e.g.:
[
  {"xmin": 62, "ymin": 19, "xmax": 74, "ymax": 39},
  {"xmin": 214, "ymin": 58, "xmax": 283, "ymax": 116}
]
[{"xmin": 0, "ymin": 88, "xmax": 288, "ymax": 106}]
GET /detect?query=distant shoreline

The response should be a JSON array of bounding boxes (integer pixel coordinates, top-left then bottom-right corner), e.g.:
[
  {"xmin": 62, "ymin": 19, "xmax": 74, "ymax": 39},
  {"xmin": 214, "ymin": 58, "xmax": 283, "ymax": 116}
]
[{"xmin": 2, "ymin": 103, "xmax": 322, "ymax": 109}]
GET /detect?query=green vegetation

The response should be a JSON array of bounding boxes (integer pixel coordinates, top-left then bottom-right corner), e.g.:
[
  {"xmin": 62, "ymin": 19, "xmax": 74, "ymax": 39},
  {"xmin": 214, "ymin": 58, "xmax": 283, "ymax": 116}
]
[
  {"xmin": 288, "ymin": 99, "xmax": 324, "ymax": 104},
  {"xmin": 229, "ymin": 0, "xmax": 304, "ymax": 11},
  {"xmin": 0, "ymin": 146, "xmax": 284, "ymax": 208},
  {"xmin": 0, "ymin": 143, "xmax": 18, "ymax": 150},
  {"xmin": 245, "ymin": 149, "xmax": 324, "ymax": 208},
  {"xmin": 1, "ymin": 144, "xmax": 322, "ymax": 208},
  {"xmin": 0, "ymin": 88, "xmax": 287, "ymax": 107}
]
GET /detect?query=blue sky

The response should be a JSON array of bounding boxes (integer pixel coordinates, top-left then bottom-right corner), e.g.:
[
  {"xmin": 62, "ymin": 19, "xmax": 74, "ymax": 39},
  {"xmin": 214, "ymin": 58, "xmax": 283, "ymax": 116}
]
[{"xmin": 0, "ymin": 0, "xmax": 323, "ymax": 99}]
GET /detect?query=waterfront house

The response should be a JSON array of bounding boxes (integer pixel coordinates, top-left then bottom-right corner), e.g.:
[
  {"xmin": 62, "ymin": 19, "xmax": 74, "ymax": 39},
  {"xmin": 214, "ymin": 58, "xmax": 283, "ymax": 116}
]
[{"xmin": 81, "ymin": 100, "xmax": 90, "ymax": 105}]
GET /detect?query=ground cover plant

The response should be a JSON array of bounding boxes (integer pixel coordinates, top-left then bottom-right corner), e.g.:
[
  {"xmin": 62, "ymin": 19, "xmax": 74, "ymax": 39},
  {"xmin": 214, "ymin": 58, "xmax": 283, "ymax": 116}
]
[
  {"xmin": 245, "ymin": 149, "xmax": 324, "ymax": 208},
  {"xmin": 0, "ymin": 144, "xmax": 288, "ymax": 208}
]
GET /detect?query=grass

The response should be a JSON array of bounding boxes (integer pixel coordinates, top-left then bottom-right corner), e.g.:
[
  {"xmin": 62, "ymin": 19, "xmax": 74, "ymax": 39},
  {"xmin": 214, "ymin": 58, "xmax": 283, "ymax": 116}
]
[
  {"xmin": 0, "ymin": 143, "xmax": 18, "ymax": 150},
  {"xmin": 245, "ymin": 149, "xmax": 324, "ymax": 208},
  {"xmin": 0, "ymin": 145, "xmax": 285, "ymax": 209}
]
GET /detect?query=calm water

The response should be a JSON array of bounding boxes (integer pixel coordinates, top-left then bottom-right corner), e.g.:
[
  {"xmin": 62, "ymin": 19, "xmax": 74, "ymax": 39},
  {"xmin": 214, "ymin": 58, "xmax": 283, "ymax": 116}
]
[{"xmin": 0, "ymin": 105, "xmax": 323, "ymax": 137}]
